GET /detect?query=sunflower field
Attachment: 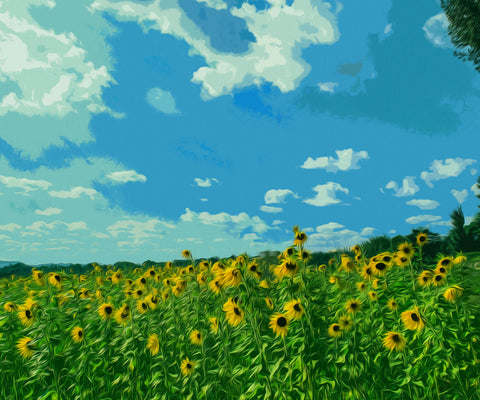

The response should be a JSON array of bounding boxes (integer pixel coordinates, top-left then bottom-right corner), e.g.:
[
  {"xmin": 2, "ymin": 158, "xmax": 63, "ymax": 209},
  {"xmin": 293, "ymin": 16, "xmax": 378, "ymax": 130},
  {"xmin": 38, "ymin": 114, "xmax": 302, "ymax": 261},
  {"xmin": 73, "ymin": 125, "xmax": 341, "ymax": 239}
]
[{"xmin": 1, "ymin": 227, "xmax": 479, "ymax": 400}]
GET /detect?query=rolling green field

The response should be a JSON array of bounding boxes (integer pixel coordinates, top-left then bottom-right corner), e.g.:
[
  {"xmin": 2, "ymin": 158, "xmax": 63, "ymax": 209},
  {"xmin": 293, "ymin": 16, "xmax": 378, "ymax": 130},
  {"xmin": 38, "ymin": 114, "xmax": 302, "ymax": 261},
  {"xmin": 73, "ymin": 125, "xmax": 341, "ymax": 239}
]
[{"xmin": 1, "ymin": 230, "xmax": 479, "ymax": 400}]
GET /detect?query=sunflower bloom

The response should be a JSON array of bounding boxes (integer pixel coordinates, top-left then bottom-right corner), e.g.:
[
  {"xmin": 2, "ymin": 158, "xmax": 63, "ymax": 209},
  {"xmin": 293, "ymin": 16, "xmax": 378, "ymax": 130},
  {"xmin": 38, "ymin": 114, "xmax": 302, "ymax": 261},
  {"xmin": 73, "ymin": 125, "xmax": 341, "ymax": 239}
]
[
  {"xmin": 338, "ymin": 315, "xmax": 353, "ymax": 331},
  {"xmin": 259, "ymin": 279, "xmax": 270, "ymax": 289},
  {"xmin": 294, "ymin": 231, "xmax": 308, "ymax": 246},
  {"xmin": 417, "ymin": 270, "xmax": 432, "ymax": 287},
  {"xmin": 356, "ymin": 281, "xmax": 367, "ymax": 292},
  {"xmin": 397, "ymin": 242, "xmax": 415, "ymax": 259},
  {"xmin": 436, "ymin": 256, "xmax": 453, "ymax": 270},
  {"xmin": 370, "ymin": 260, "xmax": 389, "ymax": 277},
  {"xmin": 360, "ymin": 265, "xmax": 374, "ymax": 281},
  {"xmin": 368, "ymin": 291, "xmax": 378, "ymax": 301},
  {"xmin": 136, "ymin": 299, "xmax": 149, "ymax": 314},
  {"xmin": 265, "ymin": 297, "xmax": 274, "ymax": 310},
  {"xmin": 98, "ymin": 303, "xmax": 115, "ymax": 320},
  {"xmin": 345, "ymin": 299, "xmax": 362, "ymax": 314},
  {"xmin": 71, "ymin": 327, "xmax": 84, "ymax": 343},
  {"xmin": 340, "ymin": 255, "xmax": 356, "ymax": 272},
  {"xmin": 209, "ymin": 317, "xmax": 219, "ymax": 334},
  {"xmin": 453, "ymin": 254, "xmax": 467, "ymax": 265},
  {"xmin": 416, "ymin": 233, "xmax": 428, "ymax": 246},
  {"xmin": 279, "ymin": 259, "xmax": 299, "ymax": 278},
  {"xmin": 190, "ymin": 329, "xmax": 203, "ymax": 345},
  {"xmin": 223, "ymin": 301, "xmax": 245, "ymax": 327},
  {"xmin": 181, "ymin": 250, "xmax": 192, "ymax": 259},
  {"xmin": 328, "ymin": 323, "xmax": 342, "ymax": 338},
  {"xmin": 209, "ymin": 277, "xmax": 223, "ymax": 295},
  {"xmin": 222, "ymin": 267, "xmax": 242, "ymax": 287},
  {"xmin": 4, "ymin": 302, "xmax": 17, "ymax": 313},
  {"xmin": 18, "ymin": 307, "xmax": 34, "ymax": 327},
  {"xmin": 443, "ymin": 285, "xmax": 463, "ymax": 302},
  {"xmin": 432, "ymin": 273, "xmax": 446, "ymax": 287},
  {"xmin": 387, "ymin": 298, "xmax": 398, "ymax": 311},
  {"xmin": 269, "ymin": 313, "xmax": 289, "ymax": 337},
  {"xmin": 114, "ymin": 304, "xmax": 131, "ymax": 324},
  {"xmin": 401, "ymin": 308, "xmax": 425, "ymax": 331},
  {"xmin": 318, "ymin": 264, "xmax": 326, "ymax": 272},
  {"xmin": 48, "ymin": 273, "xmax": 62, "ymax": 288},
  {"xmin": 284, "ymin": 299, "xmax": 304, "ymax": 321},
  {"xmin": 382, "ymin": 331, "xmax": 406, "ymax": 352},
  {"xmin": 17, "ymin": 337, "xmax": 34, "ymax": 359},
  {"xmin": 180, "ymin": 358, "xmax": 196, "ymax": 376},
  {"xmin": 147, "ymin": 333, "xmax": 160, "ymax": 356}
]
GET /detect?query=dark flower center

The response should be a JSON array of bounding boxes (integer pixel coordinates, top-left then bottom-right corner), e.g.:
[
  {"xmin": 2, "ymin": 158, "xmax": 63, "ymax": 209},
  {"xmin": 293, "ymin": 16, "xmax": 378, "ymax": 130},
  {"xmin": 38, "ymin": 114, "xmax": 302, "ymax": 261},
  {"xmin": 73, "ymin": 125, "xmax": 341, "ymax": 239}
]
[
  {"xmin": 376, "ymin": 263, "xmax": 386, "ymax": 271},
  {"xmin": 333, "ymin": 325, "xmax": 340, "ymax": 331},
  {"xmin": 188, "ymin": 267, "xmax": 193, "ymax": 273},
  {"xmin": 137, "ymin": 290, "xmax": 143, "ymax": 296},
  {"xmin": 277, "ymin": 317, "xmax": 287, "ymax": 327},
  {"xmin": 197, "ymin": 333, "xmax": 201, "ymax": 339},
  {"xmin": 54, "ymin": 275, "xmax": 61, "ymax": 281},
  {"xmin": 411, "ymin": 313, "xmax": 419, "ymax": 322},
  {"xmin": 150, "ymin": 270, "xmax": 155, "ymax": 275},
  {"xmin": 350, "ymin": 303, "xmax": 358, "ymax": 310},
  {"xmin": 439, "ymin": 267, "xmax": 446, "ymax": 273},
  {"xmin": 25, "ymin": 310, "xmax": 32, "ymax": 318},
  {"xmin": 391, "ymin": 334, "xmax": 400, "ymax": 342},
  {"xmin": 383, "ymin": 256, "xmax": 392, "ymax": 262},
  {"xmin": 233, "ymin": 307, "xmax": 241, "ymax": 316},
  {"xmin": 365, "ymin": 268, "xmax": 372, "ymax": 275},
  {"xmin": 105, "ymin": 306, "xmax": 112, "ymax": 314},
  {"xmin": 142, "ymin": 303, "xmax": 147, "ymax": 310},
  {"xmin": 294, "ymin": 304, "xmax": 301, "ymax": 312},
  {"xmin": 78, "ymin": 330, "xmax": 83, "ymax": 337},
  {"xmin": 250, "ymin": 265, "xmax": 257, "ymax": 272},
  {"xmin": 435, "ymin": 275, "xmax": 442, "ymax": 281},
  {"xmin": 186, "ymin": 363, "xmax": 192, "ymax": 369},
  {"xmin": 141, "ymin": 278, "xmax": 146, "ymax": 284},
  {"xmin": 286, "ymin": 262, "xmax": 296, "ymax": 270},
  {"xmin": 166, "ymin": 280, "xmax": 170, "ymax": 285},
  {"xmin": 287, "ymin": 248, "xmax": 293, "ymax": 255},
  {"xmin": 419, "ymin": 236, "xmax": 426, "ymax": 242},
  {"xmin": 151, "ymin": 297, "xmax": 158, "ymax": 304},
  {"xmin": 441, "ymin": 259, "xmax": 450, "ymax": 266},
  {"xmin": 37, "ymin": 273, "xmax": 43, "ymax": 278}
]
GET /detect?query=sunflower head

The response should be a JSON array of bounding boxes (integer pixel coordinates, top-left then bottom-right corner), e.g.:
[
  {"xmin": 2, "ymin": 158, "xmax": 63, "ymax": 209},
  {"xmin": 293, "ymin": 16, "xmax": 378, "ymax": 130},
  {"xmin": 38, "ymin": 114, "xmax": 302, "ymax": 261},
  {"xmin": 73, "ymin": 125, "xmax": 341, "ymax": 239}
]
[
  {"xmin": 416, "ymin": 233, "xmax": 428, "ymax": 247},
  {"xmin": 345, "ymin": 298, "xmax": 362, "ymax": 314},
  {"xmin": 181, "ymin": 250, "xmax": 192, "ymax": 259},
  {"xmin": 432, "ymin": 273, "xmax": 446, "ymax": 287},
  {"xmin": 368, "ymin": 291, "xmax": 378, "ymax": 301},
  {"xmin": 382, "ymin": 331, "xmax": 406, "ymax": 352},
  {"xmin": 4, "ymin": 301, "xmax": 17, "ymax": 313},
  {"xmin": 209, "ymin": 317, "xmax": 219, "ymax": 334},
  {"xmin": 294, "ymin": 231, "xmax": 308, "ymax": 246},
  {"xmin": 147, "ymin": 333, "xmax": 160, "ymax": 356},
  {"xmin": 397, "ymin": 242, "xmax": 415, "ymax": 258},
  {"xmin": 136, "ymin": 299, "xmax": 149, "ymax": 314},
  {"xmin": 18, "ymin": 306, "xmax": 35, "ymax": 327},
  {"xmin": 98, "ymin": 303, "xmax": 115, "ymax": 320},
  {"xmin": 190, "ymin": 329, "xmax": 203, "ymax": 345},
  {"xmin": 401, "ymin": 308, "xmax": 424, "ymax": 331},
  {"xmin": 443, "ymin": 285, "xmax": 463, "ymax": 302},
  {"xmin": 17, "ymin": 336, "xmax": 35, "ymax": 359},
  {"xmin": 318, "ymin": 264, "xmax": 326, "ymax": 272},
  {"xmin": 269, "ymin": 313, "xmax": 289, "ymax": 338},
  {"xmin": 387, "ymin": 298, "xmax": 398, "ymax": 311},
  {"xmin": 265, "ymin": 297, "xmax": 274, "ymax": 310},
  {"xmin": 338, "ymin": 315, "xmax": 353, "ymax": 331},
  {"xmin": 71, "ymin": 327, "xmax": 84, "ymax": 343},
  {"xmin": 328, "ymin": 323, "xmax": 342, "ymax": 338},
  {"xmin": 436, "ymin": 256, "xmax": 453, "ymax": 271},
  {"xmin": 284, "ymin": 299, "xmax": 304, "ymax": 321},
  {"xmin": 180, "ymin": 357, "xmax": 196, "ymax": 376}
]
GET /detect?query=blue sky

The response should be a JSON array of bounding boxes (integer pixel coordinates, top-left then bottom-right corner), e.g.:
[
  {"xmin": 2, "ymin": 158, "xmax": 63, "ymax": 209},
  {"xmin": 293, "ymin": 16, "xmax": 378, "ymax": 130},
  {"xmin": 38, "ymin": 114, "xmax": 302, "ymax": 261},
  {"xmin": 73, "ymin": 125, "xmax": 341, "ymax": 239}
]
[{"xmin": 0, "ymin": 0, "xmax": 479, "ymax": 264}]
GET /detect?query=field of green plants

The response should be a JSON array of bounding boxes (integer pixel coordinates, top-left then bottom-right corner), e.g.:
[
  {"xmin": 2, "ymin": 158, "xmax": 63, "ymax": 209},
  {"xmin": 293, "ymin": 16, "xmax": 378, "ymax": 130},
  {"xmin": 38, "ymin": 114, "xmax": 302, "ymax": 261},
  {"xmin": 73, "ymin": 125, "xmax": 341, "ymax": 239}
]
[{"xmin": 1, "ymin": 227, "xmax": 479, "ymax": 400}]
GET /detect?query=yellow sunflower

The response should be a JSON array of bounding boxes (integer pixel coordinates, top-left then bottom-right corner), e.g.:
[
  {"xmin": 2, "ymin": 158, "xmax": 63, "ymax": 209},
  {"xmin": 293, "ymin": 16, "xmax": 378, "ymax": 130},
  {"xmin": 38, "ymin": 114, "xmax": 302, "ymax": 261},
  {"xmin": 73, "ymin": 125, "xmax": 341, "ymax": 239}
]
[
  {"xmin": 345, "ymin": 299, "xmax": 362, "ymax": 314},
  {"xmin": 147, "ymin": 333, "xmax": 160, "ymax": 356},
  {"xmin": 443, "ymin": 285, "xmax": 463, "ymax": 302},
  {"xmin": 318, "ymin": 264, "xmax": 326, "ymax": 272},
  {"xmin": 340, "ymin": 255, "xmax": 356, "ymax": 273},
  {"xmin": 453, "ymin": 254, "xmax": 467, "ymax": 265},
  {"xmin": 293, "ymin": 231, "xmax": 308, "ymax": 246},
  {"xmin": 18, "ymin": 307, "xmax": 35, "ymax": 327},
  {"xmin": 181, "ymin": 250, "xmax": 192, "ymax": 259},
  {"xmin": 190, "ymin": 329, "xmax": 203, "ymax": 345},
  {"xmin": 284, "ymin": 299, "xmax": 304, "ymax": 321},
  {"xmin": 269, "ymin": 313, "xmax": 289, "ymax": 338},
  {"xmin": 209, "ymin": 317, "xmax": 219, "ymax": 334},
  {"xmin": 437, "ymin": 256, "xmax": 453, "ymax": 270},
  {"xmin": 180, "ymin": 357, "xmax": 196, "ymax": 376},
  {"xmin": 208, "ymin": 277, "xmax": 223, "ymax": 295},
  {"xmin": 368, "ymin": 291, "xmax": 378, "ymax": 301},
  {"xmin": 356, "ymin": 281, "xmax": 367, "ymax": 292},
  {"xmin": 4, "ymin": 302, "xmax": 17, "ymax": 313},
  {"xmin": 370, "ymin": 260, "xmax": 389, "ymax": 277},
  {"xmin": 223, "ymin": 298, "xmax": 245, "ymax": 327},
  {"xmin": 278, "ymin": 259, "xmax": 299, "ymax": 278},
  {"xmin": 417, "ymin": 270, "xmax": 432, "ymax": 287},
  {"xmin": 71, "ymin": 327, "xmax": 84, "ymax": 343},
  {"xmin": 338, "ymin": 315, "xmax": 353, "ymax": 332},
  {"xmin": 98, "ymin": 303, "xmax": 115, "ymax": 320},
  {"xmin": 397, "ymin": 242, "xmax": 415, "ymax": 259},
  {"xmin": 416, "ymin": 232, "xmax": 428, "ymax": 247},
  {"xmin": 265, "ymin": 297, "xmax": 274, "ymax": 310},
  {"xmin": 222, "ymin": 267, "xmax": 242, "ymax": 287},
  {"xmin": 48, "ymin": 273, "xmax": 62, "ymax": 288},
  {"xmin": 401, "ymin": 308, "xmax": 424, "ymax": 331},
  {"xmin": 432, "ymin": 273, "xmax": 446, "ymax": 287},
  {"xmin": 328, "ymin": 323, "xmax": 342, "ymax": 338},
  {"xmin": 382, "ymin": 331, "xmax": 406, "ymax": 352},
  {"xmin": 259, "ymin": 279, "xmax": 270, "ymax": 288},
  {"xmin": 17, "ymin": 336, "xmax": 34, "ymax": 359},
  {"xmin": 136, "ymin": 299, "xmax": 149, "ymax": 314},
  {"xmin": 387, "ymin": 298, "xmax": 398, "ymax": 311},
  {"xmin": 114, "ymin": 304, "xmax": 131, "ymax": 325}
]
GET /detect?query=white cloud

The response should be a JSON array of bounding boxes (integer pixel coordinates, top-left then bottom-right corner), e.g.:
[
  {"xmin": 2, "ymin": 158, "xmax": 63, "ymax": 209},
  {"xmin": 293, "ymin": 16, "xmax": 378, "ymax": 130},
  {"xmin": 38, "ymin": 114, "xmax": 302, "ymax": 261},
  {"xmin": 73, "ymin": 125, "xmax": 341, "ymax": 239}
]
[
  {"xmin": 193, "ymin": 177, "xmax": 219, "ymax": 187},
  {"xmin": 384, "ymin": 176, "xmax": 419, "ymax": 197},
  {"xmin": 471, "ymin": 183, "xmax": 480, "ymax": 197},
  {"xmin": 406, "ymin": 199, "xmax": 439, "ymax": 210},
  {"xmin": 389, "ymin": 229, "xmax": 397, "ymax": 234},
  {"xmin": 200, "ymin": 198, "xmax": 208, "ymax": 202},
  {"xmin": 301, "ymin": 149, "xmax": 368, "ymax": 172},
  {"xmin": 49, "ymin": 186, "xmax": 97, "ymax": 200},
  {"xmin": 35, "ymin": 207, "xmax": 63, "ymax": 216},
  {"xmin": 145, "ymin": 87, "xmax": 180, "ymax": 114},
  {"xmin": 0, "ymin": 175, "xmax": 51, "ymax": 194},
  {"xmin": 306, "ymin": 222, "xmax": 375, "ymax": 252},
  {"xmin": 264, "ymin": 189, "xmax": 296, "ymax": 204},
  {"xmin": 471, "ymin": 168, "xmax": 478, "ymax": 175},
  {"xmin": 420, "ymin": 158, "xmax": 476, "ymax": 188},
  {"xmin": 432, "ymin": 220, "xmax": 452, "ymax": 227},
  {"xmin": 196, "ymin": 0, "xmax": 228, "ymax": 10},
  {"xmin": 107, "ymin": 219, "xmax": 166, "ymax": 246},
  {"xmin": 260, "ymin": 205, "xmax": 283, "ymax": 213},
  {"xmin": 25, "ymin": 220, "xmax": 88, "ymax": 234},
  {"xmin": 384, "ymin": 24, "xmax": 392, "ymax": 34},
  {"xmin": 405, "ymin": 215, "xmax": 442, "ymax": 225},
  {"xmin": 272, "ymin": 220, "xmax": 284, "ymax": 225},
  {"xmin": 451, "ymin": 189, "xmax": 468, "ymax": 204},
  {"xmin": 106, "ymin": 170, "xmax": 147, "ymax": 184},
  {"xmin": 90, "ymin": 0, "xmax": 339, "ymax": 99},
  {"xmin": 423, "ymin": 13, "xmax": 453, "ymax": 49},
  {"xmin": 0, "ymin": 223, "xmax": 21, "ymax": 232},
  {"xmin": 318, "ymin": 82, "xmax": 338, "ymax": 93},
  {"xmin": 303, "ymin": 182, "xmax": 349, "ymax": 207}
]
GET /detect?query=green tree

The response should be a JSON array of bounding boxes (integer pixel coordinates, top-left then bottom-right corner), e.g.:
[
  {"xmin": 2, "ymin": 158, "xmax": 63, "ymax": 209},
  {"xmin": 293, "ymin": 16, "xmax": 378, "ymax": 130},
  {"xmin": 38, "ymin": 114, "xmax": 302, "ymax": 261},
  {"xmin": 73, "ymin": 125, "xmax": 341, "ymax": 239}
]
[{"xmin": 441, "ymin": 0, "xmax": 480, "ymax": 72}]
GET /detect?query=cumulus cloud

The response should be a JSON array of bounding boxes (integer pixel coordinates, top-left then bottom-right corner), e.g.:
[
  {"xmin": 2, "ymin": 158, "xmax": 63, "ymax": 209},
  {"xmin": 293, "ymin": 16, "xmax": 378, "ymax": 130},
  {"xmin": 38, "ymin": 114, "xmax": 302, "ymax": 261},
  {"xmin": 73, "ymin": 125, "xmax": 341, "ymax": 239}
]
[
  {"xmin": 196, "ymin": 0, "xmax": 228, "ymax": 10},
  {"xmin": 451, "ymin": 189, "xmax": 468, "ymax": 204},
  {"xmin": 384, "ymin": 24, "xmax": 392, "ymax": 34},
  {"xmin": 90, "ymin": 0, "xmax": 339, "ymax": 99},
  {"xmin": 318, "ymin": 82, "xmax": 338, "ymax": 93},
  {"xmin": 106, "ymin": 170, "xmax": 147, "ymax": 184},
  {"xmin": 145, "ymin": 87, "xmax": 180, "ymax": 114},
  {"xmin": 420, "ymin": 158, "xmax": 476, "ymax": 188},
  {"xmin": 272, "ymin": 220, "xmax": 284, "ymax": 225},
  {"xmin": 303, "ymin": 182, "xmax": 349, "ymax": 207},
  {"xmin": 405, "ymin": 215, "xmax": 442, "ymax": 225},
  {"xmin": 0, "ymin": 223, "xmax": 22, "ymax": 232},
  {"xmin": 260, "ymin": 205, "xmax": 283, "ymax": 213},
  {"xmin": 0, "ymin": 175, "xmax": 52, "ymax": 194},
  {"xmin": 383, "ymin": 177, "xmax": 419, "ymax": 197},
  {"xmin": 35, "ymin": 207, "xmax": 63, "ymax": 216},
  {"xmin": 406, "ymin": 199, "xmax": 439, "ymax": 210},
  {"xmin": 49, "ymin": 186, "xmax": 98, "ymax": 200},
  {"xmin": 307, "ymin": 222, "xmax": 375, "ymax": 252},
  {"xmin": 193, "ymin": 177, "xmax": 219, "ymax": 187},
  {"xmin": 423, "ymin": 13, "xmax": 454, "ymax": 49},
  {"xmin": 301, "ymin": 149, "xmax": 368, "ymax": 172},
  {"xmin": 471, "ymin": 182, "xmax": 480, "ymax": 197},
  {"xmin": 26, "ymin": 220, "xmax": 88, "ymax": 234},
  {"xmin": 264, "ymin": 189, "xmax": 296, "ymax": 204}
]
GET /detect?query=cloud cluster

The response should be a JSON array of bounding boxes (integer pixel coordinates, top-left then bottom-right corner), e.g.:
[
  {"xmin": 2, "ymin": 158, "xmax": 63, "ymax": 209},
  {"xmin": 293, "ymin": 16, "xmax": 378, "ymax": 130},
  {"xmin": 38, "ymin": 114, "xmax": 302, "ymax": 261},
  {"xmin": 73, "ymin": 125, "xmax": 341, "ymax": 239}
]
[
  {"xmin": 420, "ymin": 158, "xmax": 476, "ymax": 188},
  {"xmin": 301, "ymin": 149, "xmax": 369, "ymax": 172},
  {"xmin": 90, "ymin": 0, "xmax": 339, "ymax": 99},
  {"xmin": 303, "ymin": 182, "xmax": 349, "ymax": 207},
  {"xmin": 307, "ymin": 222, "xmax": 375, "ymax": 252},
  {"xmin": 107, "ymin": 170, "xmax": 147, "ymax": 184},
  {"xmin": 193, "ymin": 177, "xmax": 219, "ymax": 187},
  {"xmin": 406, "ymin": 199, "xmax": 439, "ymax": 210},
  {"xmin": 383, "ymin": 177, "xmax": 419, "ymax": 197}
]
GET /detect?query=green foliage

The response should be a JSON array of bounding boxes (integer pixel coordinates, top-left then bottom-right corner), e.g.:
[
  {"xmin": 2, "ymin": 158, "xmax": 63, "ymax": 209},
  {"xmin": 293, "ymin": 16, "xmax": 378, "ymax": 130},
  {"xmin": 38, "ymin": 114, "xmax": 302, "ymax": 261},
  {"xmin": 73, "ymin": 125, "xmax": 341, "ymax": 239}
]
[{"xmin": 441, "ymin": 0, "xmax": 480, "ymax": 72}]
